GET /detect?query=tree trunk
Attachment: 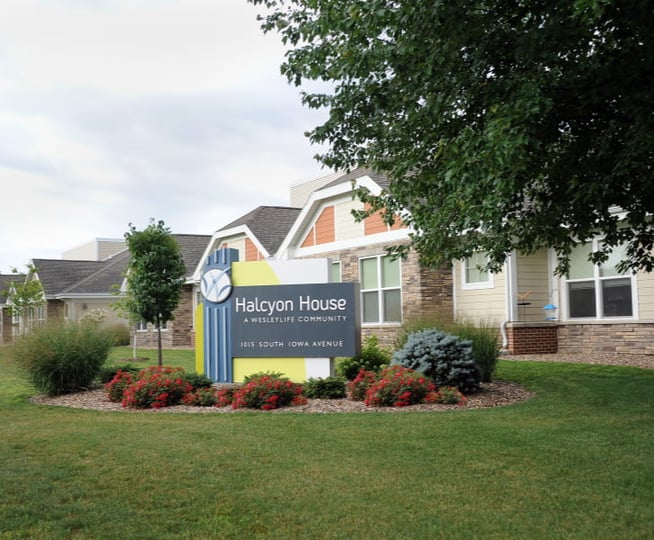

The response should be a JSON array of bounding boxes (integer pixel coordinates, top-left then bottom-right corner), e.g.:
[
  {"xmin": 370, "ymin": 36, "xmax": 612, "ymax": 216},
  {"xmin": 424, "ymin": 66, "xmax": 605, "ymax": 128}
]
[{"xmin": 157, "ymin": 321, "xmax": 163, "ymax": 366}]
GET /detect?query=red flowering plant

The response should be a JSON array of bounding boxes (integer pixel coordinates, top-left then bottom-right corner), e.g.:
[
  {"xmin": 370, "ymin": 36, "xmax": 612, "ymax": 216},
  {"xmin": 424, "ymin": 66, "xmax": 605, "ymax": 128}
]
[
  {"xmin": 347, "ymin": 369, "xmax": 378, "ymax": 401},
  {"xmin": 230, "ymin": 373, "xmax": 306, "ymax": 410},
  {"xmin": 104, "ymin": 370, "xmax": 134, "ymax": 403},
  {"xmin": 425, "ymin": 386, "xmax": 468, "ymax": 406},
  {"xmin": 181, "ymin": 387, "xmax": 221, "ymax": 407},
  {"xmin": 121, "ymin": 366, "xmax": 192, "ymax": 409},
  {"xmin": 364, "ymin": 365, "xmax": 436, "ymax": 407}
]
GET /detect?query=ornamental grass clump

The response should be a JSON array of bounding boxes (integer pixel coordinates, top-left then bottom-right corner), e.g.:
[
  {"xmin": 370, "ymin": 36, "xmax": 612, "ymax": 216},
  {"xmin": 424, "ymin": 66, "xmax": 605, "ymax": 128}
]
[
  {"xmin": 121, "ymin": 366, "xmax": 192, "ymax": 409},
  {"xmin": 231, "ymin": 373, "xmax": 306, "ymax": 410},
  {"xmin": 364, "ymin": 365, "xmax": 436, "ymax": 407},
  {"xmin": 13, "ymin": 321, "xmax": 114, "ymax": 396}
]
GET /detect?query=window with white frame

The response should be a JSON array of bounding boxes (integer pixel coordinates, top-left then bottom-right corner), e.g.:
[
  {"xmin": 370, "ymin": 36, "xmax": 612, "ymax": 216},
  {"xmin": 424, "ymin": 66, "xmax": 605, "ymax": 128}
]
[
  {"xmin": 136, "ymin": 320, "xmax": 148, "ymax": 332},
  {"xmin": 330, "ymin": 261, "xmax": 342, "ymax": 283},
  {"xmin": 462, "ymin": 252, "xmax": 494, "ymax": 289},
  {"xmin": 359, "ymin": 255, "xmax": 401, "ymax": 324},
  {"xmin": 565, "ymin": 241, "xmax": 634, "ymax": 319}
]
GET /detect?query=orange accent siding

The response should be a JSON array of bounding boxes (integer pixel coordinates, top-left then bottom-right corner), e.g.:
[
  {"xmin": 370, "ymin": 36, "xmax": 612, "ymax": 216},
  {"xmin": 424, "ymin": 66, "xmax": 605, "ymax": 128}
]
[
  {"xmin": 364, "ymin": 203, "xmax": 406, "ymax": 234},
  {"xmin": 301, "ymin": 229, "xmax": 315, "ymax": 247},
  {"xmin": 314, "ymin": 206, "xmax": 335, "ymax": 244},
  {"xmin": 245, "ymin": 238, "xmax": 263, "ymax": 261}
]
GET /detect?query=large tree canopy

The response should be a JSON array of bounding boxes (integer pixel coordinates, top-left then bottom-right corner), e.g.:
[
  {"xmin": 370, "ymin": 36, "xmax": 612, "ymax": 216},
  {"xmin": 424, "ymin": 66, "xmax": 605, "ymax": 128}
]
[{"xmin": 250, "ymin": 0, "xmax": 653, "ymax": 274}]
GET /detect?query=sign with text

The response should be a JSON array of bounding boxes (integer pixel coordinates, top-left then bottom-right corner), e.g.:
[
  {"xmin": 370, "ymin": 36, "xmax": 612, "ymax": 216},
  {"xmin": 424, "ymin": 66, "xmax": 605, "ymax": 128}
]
[{"xmin": 231, "ymin": 282, "xmax": 359, "ymax": 357}]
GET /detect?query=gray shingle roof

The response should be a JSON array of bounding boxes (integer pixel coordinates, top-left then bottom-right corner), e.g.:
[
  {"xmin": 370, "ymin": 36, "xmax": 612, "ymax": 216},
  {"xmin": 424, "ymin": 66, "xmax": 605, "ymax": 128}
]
[
  {"xmin": 31, "ymin": 234, "xmax": 212, "ymax": 297},
  {"xmin": 219, "ymin": 206, "xmax": 301, "ymax": 255},
  {"xmin": 0, "ymin": 274, "xmax": 23, "ymax": 303},
  {"xmin": 172, "ymin": 234, "xmax": 212, "ymax": 276}
]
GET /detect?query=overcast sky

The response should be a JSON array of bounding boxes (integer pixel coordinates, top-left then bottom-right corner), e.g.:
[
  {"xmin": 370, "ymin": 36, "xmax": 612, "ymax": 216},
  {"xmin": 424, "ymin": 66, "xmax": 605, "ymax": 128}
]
[{"xmin": 0, "ymin": 0, "xmax": 331, "ymax": 273}]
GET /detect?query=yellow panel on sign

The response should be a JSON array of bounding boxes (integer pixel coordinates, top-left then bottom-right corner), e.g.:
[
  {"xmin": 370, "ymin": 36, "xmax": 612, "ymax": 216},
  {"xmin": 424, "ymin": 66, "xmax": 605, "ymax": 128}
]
[
  {"xmin": 232, "ymin": 261, "xmax": 281, "ymax": 286},
  {"xmin": 233, "ymin": 357, "xmax": 307, "ymax": 383},
  {"xmin": 194, "ymin": 304, "xmax": 204, "ymax": 374}
]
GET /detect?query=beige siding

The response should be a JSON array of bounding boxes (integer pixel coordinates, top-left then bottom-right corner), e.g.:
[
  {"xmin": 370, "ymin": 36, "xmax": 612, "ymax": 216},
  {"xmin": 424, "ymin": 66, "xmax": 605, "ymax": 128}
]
[
  {"xmin": 334, "ymin": 198, "xmax": 364, "ymax": 241},
  {"xmin": 515, "ymin": 250, "xmax": 552, "ymax": 322},
  {"xmin": 289, "ymin": 172, "xmax": 342, "ymax": 207},
  {"xmin": 454, "ymin": 261, "xmax": 506, "ymax": 324},
  {"xmin": 637, "ymin": 270, "xmax": 654, "ymax": 319},
  {"xmin": 63, "ymin": 239, "xmax": 125, "ymax": 261}
]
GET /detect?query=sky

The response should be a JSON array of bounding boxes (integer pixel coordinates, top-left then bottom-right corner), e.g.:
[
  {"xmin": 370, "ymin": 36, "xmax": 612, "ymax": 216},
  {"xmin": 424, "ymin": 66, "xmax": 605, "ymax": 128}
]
[{"xmin": 0, "ymin": 0, "xmax": 332, "ymax": 273}]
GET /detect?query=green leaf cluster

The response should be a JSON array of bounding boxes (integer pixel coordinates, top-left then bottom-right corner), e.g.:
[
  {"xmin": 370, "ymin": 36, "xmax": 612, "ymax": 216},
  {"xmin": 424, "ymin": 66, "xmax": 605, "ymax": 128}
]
[
  {"xmin": 123, "ymin": 219, "xmax": 186, "ymax": 364},
  {"xmin": 249, "ymin": 0, "xmax": 653, "ymax": 275}
]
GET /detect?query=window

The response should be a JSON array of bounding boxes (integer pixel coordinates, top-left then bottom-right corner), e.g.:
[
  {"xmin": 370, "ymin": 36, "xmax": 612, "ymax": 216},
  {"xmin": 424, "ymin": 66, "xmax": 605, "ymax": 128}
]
[
  {"xmin": 330, "ymin": 261, "xmax": 342, "ymax": 283},
  {"xmin": 462, "ymin": 252, "xmax": 493, "ymax": 289},
  {"xmin": 360, "ymin": 255, "xmax": 401, "ymax": 323},
  {"xmin": 566, "ymin": 242, "xmax": 634, "ymax": 319},
  {"xmin": 136, "ymin": 320, "xmax": 148, "ymax": 332}
]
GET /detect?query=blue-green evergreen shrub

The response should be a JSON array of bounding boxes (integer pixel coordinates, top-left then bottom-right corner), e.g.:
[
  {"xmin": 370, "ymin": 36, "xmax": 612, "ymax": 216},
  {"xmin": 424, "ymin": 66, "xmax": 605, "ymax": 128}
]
[{"xmin": 391, "ymin": 329, "xmax": 481, "ymax": 394}]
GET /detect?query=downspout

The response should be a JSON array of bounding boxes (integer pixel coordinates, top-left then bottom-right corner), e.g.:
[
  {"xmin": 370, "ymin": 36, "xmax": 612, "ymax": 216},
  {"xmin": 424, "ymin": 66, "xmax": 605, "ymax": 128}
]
[{"xmin": 500, "ymin": 253, "xmax": 518, "ymax": 350}]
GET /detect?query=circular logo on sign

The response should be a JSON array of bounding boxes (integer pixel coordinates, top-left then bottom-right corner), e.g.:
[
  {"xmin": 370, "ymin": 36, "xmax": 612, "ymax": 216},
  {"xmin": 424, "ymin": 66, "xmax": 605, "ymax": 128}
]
[{"xmin": 200, "ymin": 268, "xmax": 232, "ymax": 304}]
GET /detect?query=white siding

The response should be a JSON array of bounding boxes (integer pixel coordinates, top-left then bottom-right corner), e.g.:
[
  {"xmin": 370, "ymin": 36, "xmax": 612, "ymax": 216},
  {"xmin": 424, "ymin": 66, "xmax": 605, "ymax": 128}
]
[{"xmin": 334, "ymin": 198, "xmax": 364, "ymax": 241}]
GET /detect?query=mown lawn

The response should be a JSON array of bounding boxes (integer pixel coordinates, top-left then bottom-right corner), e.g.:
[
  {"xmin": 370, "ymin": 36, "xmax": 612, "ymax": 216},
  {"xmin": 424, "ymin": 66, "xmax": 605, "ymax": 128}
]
[{"xmin": 1, "ymin": 346, "xmax": 652, "ymax": 539}]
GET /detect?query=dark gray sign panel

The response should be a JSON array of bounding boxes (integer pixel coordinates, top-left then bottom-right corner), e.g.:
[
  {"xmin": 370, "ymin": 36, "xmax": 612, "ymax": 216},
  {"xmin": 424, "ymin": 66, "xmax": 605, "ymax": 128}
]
[{"xmin": 231, "ymin": 282, "xmax": 360, "ymax": 357}]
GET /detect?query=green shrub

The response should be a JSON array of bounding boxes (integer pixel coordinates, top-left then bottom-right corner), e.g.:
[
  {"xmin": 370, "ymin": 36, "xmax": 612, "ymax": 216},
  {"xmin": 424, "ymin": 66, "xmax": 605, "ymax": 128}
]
[
  {"xmin": 392, "ymin": 328, "xmax": 481, "ymax": 394},
  {"xmin": 13, "ymin": 322, "xmax": 114, "ymax": 396},
  {"xmin": 180, "ymin": 372, "xmax": 214, "ymax": 391},
  {"xmin": 336, "ymin": 335, "xmax": 391, "ymax": 380},
  {"xmin": 303, "ymin": 376, "xmax": 347, "ymax": 399},
  {"xmin": 242, "ymin": 371, "xmax": 286, "ymax": 383},
  {"xmin": 98, "ymin": 364, "xmax": 140, "ymax": 384}
]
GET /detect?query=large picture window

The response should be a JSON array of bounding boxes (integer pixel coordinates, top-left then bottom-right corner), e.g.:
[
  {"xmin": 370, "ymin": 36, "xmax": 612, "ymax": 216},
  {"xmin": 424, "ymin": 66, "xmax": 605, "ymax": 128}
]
[
  {"xmin": 360, "ymin": 255, "xmax": 401, "ymax": 324},
  {"xmin": 566, "ymin": 242, "xmax": 634, "ymax": 319}
]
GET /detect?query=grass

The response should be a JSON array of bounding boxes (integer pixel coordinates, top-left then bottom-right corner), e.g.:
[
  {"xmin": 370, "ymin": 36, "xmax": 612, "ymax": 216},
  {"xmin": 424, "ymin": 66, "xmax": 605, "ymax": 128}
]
[{"xmin": 1, "ymin": 345, "xmax": 653, "ymax": 539}]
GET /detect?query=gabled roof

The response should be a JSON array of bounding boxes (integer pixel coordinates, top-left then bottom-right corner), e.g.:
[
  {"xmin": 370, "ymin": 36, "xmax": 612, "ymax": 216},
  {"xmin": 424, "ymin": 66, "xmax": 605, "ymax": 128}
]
[
  {"xmin": 276, "ymin": 169, "xmax": 395, "ymax": 259},
  {"xmin": 59, "ymin": 250, "xmax": 131, "ymax": 295},
  {"xmin": 31, "ymin": 258, "xmax": 111, "ymax": 297},
  {"xmin": 31, "ymin": 234, "xmax": 212, "ymax": 298},
  {"xmin": 219, "ymin": 206, "xmax": 301, "ymax": 255},
  {"xmin": 0, "ymin": 273, "xmax": 23, "ymax": 304},
  {"xmin": 172, "ymin": 234, "xmax": 212, "ymax": 277}
]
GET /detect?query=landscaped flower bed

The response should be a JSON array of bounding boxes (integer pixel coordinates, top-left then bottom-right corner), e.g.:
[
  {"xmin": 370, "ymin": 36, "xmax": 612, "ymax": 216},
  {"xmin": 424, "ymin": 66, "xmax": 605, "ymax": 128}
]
[{"xmin": 104, "ymin": 366, "xmax": 470, "ymax": 411}]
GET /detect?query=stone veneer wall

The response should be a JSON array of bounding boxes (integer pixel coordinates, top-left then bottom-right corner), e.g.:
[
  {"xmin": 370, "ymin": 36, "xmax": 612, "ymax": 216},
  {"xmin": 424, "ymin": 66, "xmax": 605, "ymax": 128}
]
[
  {"xmin": 131, "ymin": 285, "xmax": 195, "ymax": 349},
  {"xmin": 304, "ymin": 244, "xmax": 453, "ymax": 350},
  {"xmin": 171, "ymin": 286, "xmax": 194, "ymax": 347},
  {"xmin": 1, "ymin": 306, "xmax": 12, "ymax": 344},
  {"xmin": 557, "ymin": 322, "xmax": 654, "ymax": 356}
]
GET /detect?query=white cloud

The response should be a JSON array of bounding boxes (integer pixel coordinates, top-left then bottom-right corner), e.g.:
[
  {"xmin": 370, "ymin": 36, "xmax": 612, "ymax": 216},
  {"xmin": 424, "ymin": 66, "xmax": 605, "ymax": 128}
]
[{"xmin": 0, "ymin": 0, "xmax": 330, "ymax": 273}]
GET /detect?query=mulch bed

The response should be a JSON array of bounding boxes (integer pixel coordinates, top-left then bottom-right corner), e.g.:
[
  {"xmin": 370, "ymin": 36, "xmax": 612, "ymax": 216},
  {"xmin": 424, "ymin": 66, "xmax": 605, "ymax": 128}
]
[{"xmin": 31, "ymin": 380, "xmax": 534, "ymax": 414}]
